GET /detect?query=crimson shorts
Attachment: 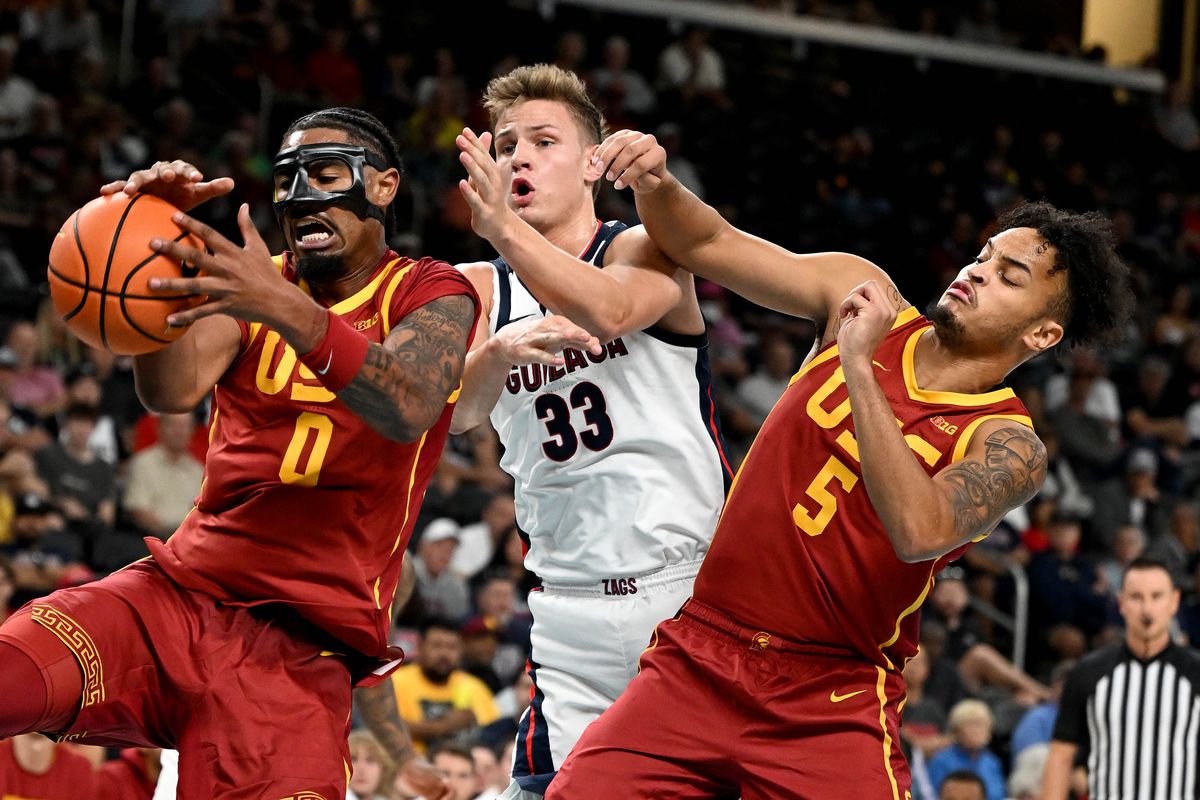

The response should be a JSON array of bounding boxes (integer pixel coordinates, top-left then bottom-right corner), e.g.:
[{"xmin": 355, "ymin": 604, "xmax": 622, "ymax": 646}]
[
  {"xmin": 0, "ymin": 560, "xmax": 353, "ymax": 800},
  {"xmin": 547, "ymin": 599, "xmax": 912, "ymax": 800}
]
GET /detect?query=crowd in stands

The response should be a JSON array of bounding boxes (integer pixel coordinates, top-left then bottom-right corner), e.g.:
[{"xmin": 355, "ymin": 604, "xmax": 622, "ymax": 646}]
[{"xmin": 1, "ymin": 1, "xmax": 1199, "ymax": 798}]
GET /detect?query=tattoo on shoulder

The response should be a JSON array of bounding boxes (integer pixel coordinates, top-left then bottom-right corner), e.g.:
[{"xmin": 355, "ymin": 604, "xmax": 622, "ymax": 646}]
[
  {"xmin": 886, "ymin": 283, "xmax": 910, "ymax": 311},
  {"xmin": 339, "ymin": 293, "xmax": 476, "ymax": 440},
  {"xmin": 939, "ymin": 425, "xmax": 1047, "ymax": 539}
]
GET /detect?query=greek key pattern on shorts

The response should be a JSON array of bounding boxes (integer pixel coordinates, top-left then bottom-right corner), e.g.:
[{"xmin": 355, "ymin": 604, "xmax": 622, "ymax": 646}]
[
  {"xmin": 279, "ymin": 793, "xmax": 328, "ymax": 800},
  {"xmin": 30, "ymin": 604, "xmax": 106, "ymax": 706}
]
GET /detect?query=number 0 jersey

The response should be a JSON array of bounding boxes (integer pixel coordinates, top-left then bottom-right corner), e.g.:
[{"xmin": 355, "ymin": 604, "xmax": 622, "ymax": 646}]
[
  {"xmin": 148, "ymin": 251, "xmax": 479, "ymax": 658},
  {"xmin": 693, "ymin": 307, "xmax": 1032, "ymax": 670},
  {"xmin": 488, "ymin": 220, "xmax": 731, "ymax": 584}
]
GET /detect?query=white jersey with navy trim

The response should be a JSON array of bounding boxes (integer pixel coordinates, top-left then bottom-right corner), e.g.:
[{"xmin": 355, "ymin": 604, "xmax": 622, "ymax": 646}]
[{"xmin": 487, "ymin": 220, "xmax": 731, "ymax": 585}]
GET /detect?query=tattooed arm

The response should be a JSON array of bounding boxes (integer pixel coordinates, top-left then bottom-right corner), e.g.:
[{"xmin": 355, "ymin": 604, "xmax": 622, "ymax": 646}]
[
  {"xmin": 338, "ymin": 294, "xmax": 476, "ymax": 442},
  {"xmin": 354, "ymin": 681, "xmax": 453, "ymax": 800},
  {"xmin": 844, "ymin": 357, "xmax": 1045, "ymax": 562}
]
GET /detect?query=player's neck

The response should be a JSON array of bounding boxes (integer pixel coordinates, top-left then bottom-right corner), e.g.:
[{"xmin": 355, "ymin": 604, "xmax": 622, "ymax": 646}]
[
  {"xmin": 914, "ymin": 329, "xmax": 1011, "ymax": 395},
  {"xmin": 1128, "ymin": 630, "xmax": 1170, "ymax": 660},
  {"xmin": 537, "ymin": 204, "xmax": 599, "ymax": 258},
  {"xmin": 306, "ymin": 244, "xmax": 390, "ymax": 306}
]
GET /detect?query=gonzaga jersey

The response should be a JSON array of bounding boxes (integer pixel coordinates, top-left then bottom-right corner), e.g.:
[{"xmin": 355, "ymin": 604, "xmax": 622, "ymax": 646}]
[
  {"xmin": 148, "ymin": 251, "xmax": 479, "ymax": 657},
  {"xmin": 488, "ymin": 220, "xmax": 731, "ymax": 584},
  {"xmin": 693, "ymin": 307, "xmax": 1031, "ymax": 670}
]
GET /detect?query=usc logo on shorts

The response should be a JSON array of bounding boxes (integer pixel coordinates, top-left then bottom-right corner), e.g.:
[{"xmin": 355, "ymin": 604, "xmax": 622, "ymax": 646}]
[{"xmin": 749, "ymin": 631, "xmax": 771, "ymax": 651}]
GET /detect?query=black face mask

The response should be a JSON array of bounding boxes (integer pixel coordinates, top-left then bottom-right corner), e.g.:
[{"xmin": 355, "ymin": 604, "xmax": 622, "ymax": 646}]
[{"xmin": 271, "ymin": 144, "xmax": 389, "ymax": 226}]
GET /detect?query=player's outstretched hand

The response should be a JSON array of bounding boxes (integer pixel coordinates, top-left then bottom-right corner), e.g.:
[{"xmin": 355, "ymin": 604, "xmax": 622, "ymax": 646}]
[
  {"xmin": 396, "ymin": 755, "xmax": 453, "ymax": 800},
  {"xmin": 594, "ymin": 129, "xmax": 668, "ymax": 193},
  {"xmin": 147, "ymin": 203, "xmax": 313, "ymax": 333},
  {"xmin": 456, "ymin": 127, "xmax": 516, "ymax": 242},
  {"xmin": 100, "ymin": 160, "xmax": 235, "ymax": 212},
  {"xmin": 835, "ymin": 280, "xmax": 898, "ymax": 364},
  {"xmin": 493, "ymin": 315, "xmax": 602, "ymax": 367}
]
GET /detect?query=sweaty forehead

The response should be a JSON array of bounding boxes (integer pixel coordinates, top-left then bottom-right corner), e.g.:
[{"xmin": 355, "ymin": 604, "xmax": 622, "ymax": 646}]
[{"xmin": 280, "ymin": 126, "xmax": 354, "ymax": 151}]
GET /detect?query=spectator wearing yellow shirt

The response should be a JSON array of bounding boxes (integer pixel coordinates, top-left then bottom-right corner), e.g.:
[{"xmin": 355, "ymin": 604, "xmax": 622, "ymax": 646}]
[{"xmin": 390, "ymin": 618, "xmax": 500, "ymax": 754}]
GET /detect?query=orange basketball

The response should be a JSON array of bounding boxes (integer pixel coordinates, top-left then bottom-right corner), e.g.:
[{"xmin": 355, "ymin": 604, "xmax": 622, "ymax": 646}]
[{"xmin": 47, "ymin": 193, "xmax": 206, "ymax": 355}]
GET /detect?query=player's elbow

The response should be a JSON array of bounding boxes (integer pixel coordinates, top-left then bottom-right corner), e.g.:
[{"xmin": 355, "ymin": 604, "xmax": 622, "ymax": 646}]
[
  {"xmin": 135, "ymin": 384, "xmax": 204, "ymax": 415},
  {"xmin": 889, "ymin": 524, "xmax": 952, "ymax": 564}
]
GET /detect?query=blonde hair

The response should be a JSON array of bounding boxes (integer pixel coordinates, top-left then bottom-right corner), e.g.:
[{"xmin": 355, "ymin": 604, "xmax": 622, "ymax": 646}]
[
  {"xmin": 347, "ymin": 729, "xmax": 395, "ymax": 793},
  {"xmin": 483, "ymin": 63, "xmax": 607, "ymax": 145},
  {"xmin": 947, "ymin": 699, "xmax": 994, "ymax": 731}
]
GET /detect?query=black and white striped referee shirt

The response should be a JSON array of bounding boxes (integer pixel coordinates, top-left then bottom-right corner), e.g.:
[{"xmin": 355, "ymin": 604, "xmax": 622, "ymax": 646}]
[{"xmin": 1052, "ymin": 641, "xmax": 1200, "ymax": 800}]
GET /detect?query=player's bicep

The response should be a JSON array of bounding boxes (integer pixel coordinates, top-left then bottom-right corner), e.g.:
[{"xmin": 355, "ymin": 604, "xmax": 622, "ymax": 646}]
[
  {"xmin": 602, "ymin": 229, "xmax": 684, "ymax": 330},
  {"xmin": 382, "ymin": 293, "xmax": 477, "ymax": 405},
  {"xmin": 932, "ymin": 421, "xmax": 1047, "ymax": 546},
  {"xmin": 456, "ymin": 261, "xmax": 495, "ymax": 354},
  {"xmin": 133, "ymin": 313, "xmax": 241, "ymax": 412}
]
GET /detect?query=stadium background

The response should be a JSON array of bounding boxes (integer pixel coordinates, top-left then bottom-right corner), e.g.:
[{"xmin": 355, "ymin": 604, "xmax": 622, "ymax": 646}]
[{"xmin": 0, "ymin": 1, "xmax": 1198, "ymax": 798}]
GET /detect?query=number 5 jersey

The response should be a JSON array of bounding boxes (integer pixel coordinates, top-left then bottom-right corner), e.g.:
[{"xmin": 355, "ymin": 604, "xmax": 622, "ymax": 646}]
[
  {"xmin": 147, "ymin": 251, "xmax": 479, "ymax": 658},
  {"xmin": 693, "ymin": 306, "xmax": 1032, "ymax": 671},
  {"xmin": 487, "ymin": 221, "xmax": 732, "ymax": 585}
]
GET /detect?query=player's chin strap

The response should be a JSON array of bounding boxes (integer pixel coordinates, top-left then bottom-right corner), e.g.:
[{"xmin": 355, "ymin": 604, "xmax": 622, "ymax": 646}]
[{"xmin": 271, "ymin": 143, "xmax": 389, "ymax": 226}]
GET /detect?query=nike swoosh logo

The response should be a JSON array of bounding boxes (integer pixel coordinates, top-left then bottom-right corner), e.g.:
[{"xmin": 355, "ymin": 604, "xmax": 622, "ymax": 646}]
[
  {"xmin": 315, "ymin": 352, "xmax": 333, "ymax": 375},
  {"xmin": 829, "ymin": 689, "xmax": 868, "ymax": 703},
  {"xmin": 510, "ymin": 313, "xmax": 538, "ymax": 323},
  {"xmin": 871, "ymin": 360, "xmax": 889, "ymax": 372}
]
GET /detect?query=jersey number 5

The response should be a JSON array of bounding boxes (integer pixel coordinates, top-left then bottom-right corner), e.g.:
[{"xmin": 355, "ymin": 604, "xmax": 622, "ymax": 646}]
[{"xmin": 535, "ymin": 381, "xmax": 614, "ymax": 462}]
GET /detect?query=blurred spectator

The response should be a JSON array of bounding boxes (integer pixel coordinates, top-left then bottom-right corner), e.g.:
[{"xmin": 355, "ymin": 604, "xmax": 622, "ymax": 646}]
[
  {"xmin": 1155, "ymin": 81, "xmax": 1200, "ymax": 152},
  {"xmin": 427, "ymin": 744, "xmax": 481, "ymax": 800},
  {"xmin": 1028, "ymin": 512, "xmax": 1107, "ymax": 640},
  {"xmin": 471, "ymin": 743, "xmax": 504, "ymax": 800},
  {"xmin": 304, "ymin": 28, "xmax": 362, "ymax": 107},
  {"xmin": 1121, "ymin": 355, "xmax": 1189, "ymax": 450},
  {"xmin": 551, "ymin": 31, "xmax": 587, "ymax": 75},
  {"xmin": 96, "ymin": 748, "xmax": 160, "ymax": 800},
  {"xmin": 589, "ymin": 35, "xmax": 656, "ymax": 122},
  {"xmin": 654, "ymin": 122, "xmax": 705, "ymax": 201},
  {"xmin": 451, "ymin": 493, "xmax": 515, "ymax": 580},
  {"xmin": 657, "ymin": 27, "xmax": 730, "ymax": 111},
  {"xmin": 1095, "ymin": 523, "xmax": 1147, "ymax": 598},
  {"xmin": 346, "ymin": 729, "xmax": 393, "ymax": 800},
  {"xmin": 954, "ymin": 1, "xmax": 1007, "ymax": 46},
  {"xmin": 470, "ymin": 570, "xmax": 533, "ymax": 686},
  {"xmin": 39, "ymin": 0, "xmax": 103, "ymax": 64},
  {"xmin": 899, "ymin": 648, "xmax": 951, "ymax": 760},
  {"xmin": 460, "ymin": 615, "xmax": 504, "ymax": 694},
  {"xmin": 937, "ymin": 769, "xmax": 986, "ymax": 800},
  {"xmin": 5, "ymin": 320, "xmax": 67, "ymax": 422},
  {"xmin": 414, "ymin": 518, "xmax": 471, "ymax": 621},
  {"xmin": 0, "ymin": 733, "xmax": 97, "ymax": 799},
  {"xmin": 1009, "ymin": 660, "xmax": 1074, "ymax": 758},
  {"xmin": 121, "ymin": 412, "xmax": 202, "ymax": 539},
  {"xmin": 487, "ymin": 524, "xmax": 540, "ymax": 598},
  {"xmin": 388, "ymin": 618, "xmax": 499, "ymax": 755},
  {"xmin": 736, "ymin": 333, "xmax": 795, "ymax": 424},
  {"xmin": 60, "ymin": 364, "xmax": 119, "ymax": 465},
  {"xmin": 926, "ymin": 700, "xmax": 1005, "ymax": 800},
  {"xmin": 0, "ymin": 40, "xmax": 35, "ymax": 142},
  {"xmin": 1153, "ymin": 284, "xmax": 1200, "ymax": 352},
  {"xmin": 34, "ymin": 402, "xmax": 116, "ymax": 532},
  {"xmin": 1005, "ymin": 743, "xmax": 1049, "ymax": 800},
  {"xmin": 1093, "ymin": 447, "xmax": 1173, "ymax": 545},
  {"xmin": 1043, "ymin": 348, "xmax": 1121, "ymax": 438},
  {"xmin": 414, "ymin": 47, "xmax": 467, "ymax": 117},
  {"xmin": 1145, "ymin": 502, "xmax": 1199, "ymax": 586}
]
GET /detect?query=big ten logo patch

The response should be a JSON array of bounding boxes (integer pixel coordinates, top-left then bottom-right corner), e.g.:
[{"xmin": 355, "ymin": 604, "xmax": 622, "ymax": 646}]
[{"xmin": 794, "ymin": 365, "xmax": 943, "ymax": 537}]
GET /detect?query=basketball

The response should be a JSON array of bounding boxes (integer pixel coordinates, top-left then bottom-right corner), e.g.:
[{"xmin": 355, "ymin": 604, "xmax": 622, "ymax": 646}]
[{"xmin": 47, "ymin": 193, "xmax": 206, "ymax": 355}]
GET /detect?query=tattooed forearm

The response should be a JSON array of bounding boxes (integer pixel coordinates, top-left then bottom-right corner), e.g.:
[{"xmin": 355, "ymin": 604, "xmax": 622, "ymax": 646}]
[
  {"xmin": 338, "ymin": 294, "xmax": 476, "ymax": 441},
  {"xmin": 938, "ymin": 426, "xmax": 1047, "ymax": 538},
  {"xmin": 354, "ymin": 681, "xmax": 418, "ymax": 765}
]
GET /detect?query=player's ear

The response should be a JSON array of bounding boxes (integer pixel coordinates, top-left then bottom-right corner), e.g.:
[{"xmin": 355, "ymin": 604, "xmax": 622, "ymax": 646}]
[
  {"xmin": 1022, "ymin": 318, "xmax": 1063, "ymax": 354},
  {"xmin": 583, "ymin": 144, "xmax": 604, "ymax": 183},
  {"xmin": 368, "ymin": 167, "xmax": 400, "ymax": 208}
]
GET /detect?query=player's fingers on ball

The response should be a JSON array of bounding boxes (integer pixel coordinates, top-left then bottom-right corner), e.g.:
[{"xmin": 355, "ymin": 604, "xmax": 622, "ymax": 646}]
[
  {"xmin": 150, "ymin": 238, "xmax": 214, "ymax": 273},
  {"xmin": 166, "ymin": 302, "xmax": 219, "ymax": 328},
  {"xmin": 99, "ymin": 180, "xmax": 125, "ymax": 195},
  {"xmin": 148, "ymin": 275, "xmax": 218, "ymax": 295},
  {"xmin": 170, "ymin": 211, "xmax": 227, "ymax": 250},
  {"xmin": 170, "ymin": 160, "xmax": 201, "ymax": 181}
]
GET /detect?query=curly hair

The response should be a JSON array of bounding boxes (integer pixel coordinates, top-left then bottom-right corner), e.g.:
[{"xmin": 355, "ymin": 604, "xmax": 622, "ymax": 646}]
[
  {"xmin": 996, "ymin": 201, "xmax": 1132, "ymax": 349},
  {"xmin": 282, "ymin": 107, "xmax": 405, "ymax": 231}
]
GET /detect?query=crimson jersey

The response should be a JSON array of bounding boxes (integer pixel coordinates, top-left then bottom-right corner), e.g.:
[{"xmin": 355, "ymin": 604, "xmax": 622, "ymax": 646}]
[
  {"xmin": 0, "ymin": 740, "xmax": 97, "ymax": 800},
  {"xmin": 147, "ymin": 251, "xmax": 479, "ymax": 657},
  {"xmin": 693, "ymin": 307, "xmax": 1031, "ymax": 671}
]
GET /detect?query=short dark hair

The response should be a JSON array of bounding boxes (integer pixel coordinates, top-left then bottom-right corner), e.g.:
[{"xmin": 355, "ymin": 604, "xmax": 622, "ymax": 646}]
[
  {"xmin": 282, "ymin": 107, "xmax": 405, "ymax": 231},
  {"xmin": 995, "ymin": 201, "xmax": 1132, "ymax": 349},
  {"xmin": 428, "ymin": 742, "xmax": 474, "ymax": 767},
  {"xmin": 941, "ymin": 769, "xmax": 986, "ymax": 797},
  {"xmin": 1122, "ymin": 556, "xmax": 1174, "ymax": 586},
  {"xmin": 419, "ymin": 616, "xmax": 462, "ymax": 638}
]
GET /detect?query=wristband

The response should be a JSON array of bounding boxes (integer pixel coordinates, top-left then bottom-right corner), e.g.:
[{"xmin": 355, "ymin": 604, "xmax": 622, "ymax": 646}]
[{"xmin": 298, "ymin": 309, "xmax": 370, "ymax": 393}]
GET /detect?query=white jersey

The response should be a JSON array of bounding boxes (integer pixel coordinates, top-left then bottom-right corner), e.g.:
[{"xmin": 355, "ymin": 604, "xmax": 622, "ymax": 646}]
[{"xmin": 488, "ymin": 220, "xmax": 731, "ymax": 585}]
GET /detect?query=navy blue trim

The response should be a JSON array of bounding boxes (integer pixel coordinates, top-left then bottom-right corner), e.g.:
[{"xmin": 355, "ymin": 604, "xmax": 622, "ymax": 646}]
[
  {"xmin": 511, "ymin": 657, "xmax": 555, "ymax": 793},
  {"xmin": 643, "ymin": 324, "xmax": 708, "ymax": 348},
  {"xmin": 491, "ymin": 258, "xmax": 513, "ymax": 330},
  {"xmin": 695, "ymin": 344, "xmax": 734, "ymax": 491},
  {"xmin": 586, "ymin": 220, "xmax": 628, "ymax": 266}
]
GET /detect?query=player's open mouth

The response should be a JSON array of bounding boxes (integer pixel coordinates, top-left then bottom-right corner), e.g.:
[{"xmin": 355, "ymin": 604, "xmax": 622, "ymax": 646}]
[
  {"xmin": 294, "ymin": 218, "xmax": 338, "ymax": 250},
  {"xmin": 511, "ymin": 177, "xmax": 536, "ymax": 207}
]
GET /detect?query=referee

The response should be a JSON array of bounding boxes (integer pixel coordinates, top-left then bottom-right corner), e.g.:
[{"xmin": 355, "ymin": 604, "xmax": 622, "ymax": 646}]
[{"xmin": 1042, "ymin": 557, "xmax": 1200, "ymax": 799}]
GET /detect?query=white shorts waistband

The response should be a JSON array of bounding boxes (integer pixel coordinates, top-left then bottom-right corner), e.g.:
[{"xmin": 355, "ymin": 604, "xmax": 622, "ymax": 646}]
[{"xmin": 538, "ymin": 558, "xmax": 703, "ymax": 598}]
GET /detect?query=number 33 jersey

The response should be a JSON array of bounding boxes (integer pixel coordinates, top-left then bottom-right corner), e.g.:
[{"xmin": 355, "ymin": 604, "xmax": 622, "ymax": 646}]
[
  {"xmin": 147, "ymin": 251, "xmax": 479, "ymax": 658},
  {"xmin": 693, "ymin": 306, "xmax": 1031, "ymax": 670},
  {"xmin": 488, "ymin": 221, "xmax": 732, "ymax": 585}
]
